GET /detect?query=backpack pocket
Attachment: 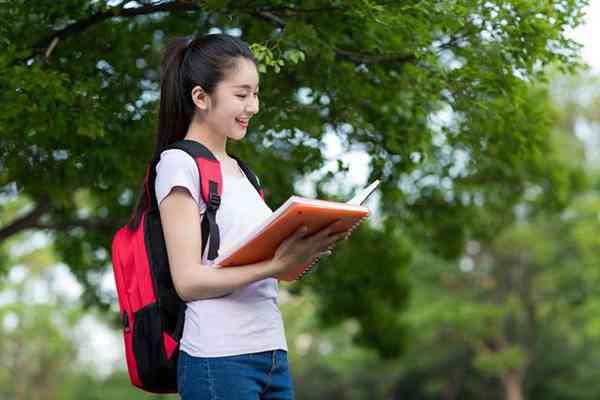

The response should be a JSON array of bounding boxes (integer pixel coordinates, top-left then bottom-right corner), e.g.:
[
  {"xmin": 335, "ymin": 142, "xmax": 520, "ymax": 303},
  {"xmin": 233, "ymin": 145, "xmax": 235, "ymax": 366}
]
[{"xmin": 132, "ymin": 302, "xmax": 178, "ymax": 392}]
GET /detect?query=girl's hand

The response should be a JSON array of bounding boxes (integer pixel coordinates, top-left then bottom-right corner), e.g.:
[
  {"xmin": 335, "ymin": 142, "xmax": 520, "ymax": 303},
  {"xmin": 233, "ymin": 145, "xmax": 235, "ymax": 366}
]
[{"xmin": 268, "ymin": 220, "xmax": 348, "ymax": 275}]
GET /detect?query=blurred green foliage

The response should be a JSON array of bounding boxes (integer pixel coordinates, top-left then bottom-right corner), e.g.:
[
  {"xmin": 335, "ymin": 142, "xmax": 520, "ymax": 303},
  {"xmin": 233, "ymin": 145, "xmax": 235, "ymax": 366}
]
[{"xmin": 0, "ymin": 0, "xmax": 591, "ymax": 373}]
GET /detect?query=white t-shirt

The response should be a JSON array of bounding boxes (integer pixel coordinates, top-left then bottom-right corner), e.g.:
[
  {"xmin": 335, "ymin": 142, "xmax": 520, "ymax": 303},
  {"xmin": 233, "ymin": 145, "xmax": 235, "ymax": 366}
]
[{"xmin": 155, "ymin": 148, "xmax": 288, "ymax": 357}]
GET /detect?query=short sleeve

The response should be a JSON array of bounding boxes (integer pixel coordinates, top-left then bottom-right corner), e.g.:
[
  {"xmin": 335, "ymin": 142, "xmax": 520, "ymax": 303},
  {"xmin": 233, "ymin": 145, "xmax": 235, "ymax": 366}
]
[{"xmin": 155, "ymin": 149, "xmax": 207, "ymax": 214}]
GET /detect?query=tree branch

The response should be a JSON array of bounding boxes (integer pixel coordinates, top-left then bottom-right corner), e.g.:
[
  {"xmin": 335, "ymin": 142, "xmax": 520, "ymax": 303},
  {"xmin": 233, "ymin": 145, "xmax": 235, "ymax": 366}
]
[
  {"xmin": 333, "ymin": 47, "xmax": 416, "ymax": 65},
  {"xmin": 0, "ymin": 202, "xmax": 115, "ymax": 242},
  {"xmin": 33, "ymin": 218, "xmax": 116, "ymax": 233},
  {"xmin": 28, "ymin": 1, "xmax": 202, "ymax": 62},
  {"xmin": 261, "ymin": 5, "xmax": 341, "ymax": 14},
  {"xmin": 24, "ymin": 0, "xmax": 416, "ymax": 67},
  {"xmin": 253, "ymin": 10, "xmax": 285, "ymax": 30},
  {"xmin": 254, "ymin": 11, "xmax": 416, "ymax": 65},
  {"xmin": 0, "ymin": 201, "xmax": 50, "ymax": 242}
]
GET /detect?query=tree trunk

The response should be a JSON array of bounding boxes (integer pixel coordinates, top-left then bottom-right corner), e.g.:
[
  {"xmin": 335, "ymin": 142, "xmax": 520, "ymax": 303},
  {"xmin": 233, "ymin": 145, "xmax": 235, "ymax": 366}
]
[
  {"xmin": 502, "ymin": 370, "xmax": 523, "ymax": 400},
  {"xmin": 443, "ymin": 368, "xmax": 464, "ymax": 400}
]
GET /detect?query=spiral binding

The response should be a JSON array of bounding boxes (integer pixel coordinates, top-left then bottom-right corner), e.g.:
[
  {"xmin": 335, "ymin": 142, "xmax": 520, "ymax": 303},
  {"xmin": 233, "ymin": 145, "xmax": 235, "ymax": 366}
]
[{"xmin": 294, "ymin": 215, "xmax": 369, "ymax": 281}]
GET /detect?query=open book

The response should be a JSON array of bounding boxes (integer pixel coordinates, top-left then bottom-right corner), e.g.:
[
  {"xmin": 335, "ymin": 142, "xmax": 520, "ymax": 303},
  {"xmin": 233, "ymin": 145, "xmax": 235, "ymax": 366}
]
[{"xmin": 214, "ymin": 180, "xmax": 380, "ymax": 281}]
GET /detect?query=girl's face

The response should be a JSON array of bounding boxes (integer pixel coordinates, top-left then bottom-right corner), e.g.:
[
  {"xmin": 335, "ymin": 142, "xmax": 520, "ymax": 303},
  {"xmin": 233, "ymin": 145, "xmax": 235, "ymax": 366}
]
[{"xmin": 203, "ymin": 57, "xmax": 260, "ymax": 141}]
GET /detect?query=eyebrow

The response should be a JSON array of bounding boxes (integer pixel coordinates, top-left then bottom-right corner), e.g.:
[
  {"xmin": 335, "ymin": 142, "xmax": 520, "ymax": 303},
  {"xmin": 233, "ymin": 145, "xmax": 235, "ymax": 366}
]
[{"xmin": 233, "ymin": 84, "xmax": 259, "ymax": 90}]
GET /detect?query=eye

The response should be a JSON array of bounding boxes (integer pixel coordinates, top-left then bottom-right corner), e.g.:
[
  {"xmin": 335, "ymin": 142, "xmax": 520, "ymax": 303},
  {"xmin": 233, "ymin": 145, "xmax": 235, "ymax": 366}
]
[{"xmin": 236, "ymin": 93, "xmax": 259, "ymax": 99}]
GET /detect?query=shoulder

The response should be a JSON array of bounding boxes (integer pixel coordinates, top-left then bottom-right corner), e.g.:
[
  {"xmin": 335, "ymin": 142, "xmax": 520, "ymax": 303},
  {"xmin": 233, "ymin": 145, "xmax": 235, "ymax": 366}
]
[
  {"xmin": 157, "ymin": 149, "xmax": 198, "ymax": 175},
  {"xmin": 155, "ymin": 149, "xmax": 204, "ymax": 209}
]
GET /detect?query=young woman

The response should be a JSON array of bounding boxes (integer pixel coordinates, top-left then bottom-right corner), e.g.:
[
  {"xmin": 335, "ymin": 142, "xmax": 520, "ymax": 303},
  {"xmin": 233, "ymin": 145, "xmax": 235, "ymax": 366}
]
[{"xmin": 128, "ymin": 33, "xmax": 349, "ymax": 399}]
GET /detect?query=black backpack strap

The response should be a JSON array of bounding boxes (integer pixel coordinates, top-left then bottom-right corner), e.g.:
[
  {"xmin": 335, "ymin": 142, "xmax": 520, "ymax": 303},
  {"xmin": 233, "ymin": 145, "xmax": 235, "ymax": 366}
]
[
  {"xmin": 160, "ymin": 140, "xmax": 223, "ymax": 261},
  {"xmin": 202, "ymin": 180, "xmax": 221, "ymax": 260},
  {"xmin": 201, "ymin": 209, "xmax": 211, "ymax": 260},
  {"xmin": 229, "ymin": 154, "xmax": 265, "ymax": 201},
  {"xmin": 172, "ymin": 301, "xmax": 186, "ymax": 342}
]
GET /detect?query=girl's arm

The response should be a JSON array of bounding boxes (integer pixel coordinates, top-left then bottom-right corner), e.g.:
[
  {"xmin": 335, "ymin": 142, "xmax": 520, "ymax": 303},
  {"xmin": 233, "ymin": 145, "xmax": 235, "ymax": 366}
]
[
  {"xmin": 160, "ymin": 186, "xmax": 348, "ymax": 302},
  {"xmin": 159, "ymin": 186, "xmax": 279, "ymax": 301}
]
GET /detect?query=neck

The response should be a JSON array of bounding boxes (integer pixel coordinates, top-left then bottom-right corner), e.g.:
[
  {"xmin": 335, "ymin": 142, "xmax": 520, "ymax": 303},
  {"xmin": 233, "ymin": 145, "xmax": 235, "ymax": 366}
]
[{"xmin": 184, "ymin": 118, "xmax": 229, "ymax": 161}]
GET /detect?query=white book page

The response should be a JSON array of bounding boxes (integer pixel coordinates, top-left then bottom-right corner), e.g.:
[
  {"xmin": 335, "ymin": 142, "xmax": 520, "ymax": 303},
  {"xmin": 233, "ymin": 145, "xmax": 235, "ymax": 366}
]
[{"xmin": 347, "ymin": 180, "xmax": 380, "ymax": 205}]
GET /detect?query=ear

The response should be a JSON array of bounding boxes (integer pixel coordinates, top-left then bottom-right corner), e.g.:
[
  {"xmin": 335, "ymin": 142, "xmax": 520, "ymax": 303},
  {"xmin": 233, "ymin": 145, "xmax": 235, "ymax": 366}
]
[{"xmin": 190, "ymin": 85, "xmax": 211, "ymax": 111}]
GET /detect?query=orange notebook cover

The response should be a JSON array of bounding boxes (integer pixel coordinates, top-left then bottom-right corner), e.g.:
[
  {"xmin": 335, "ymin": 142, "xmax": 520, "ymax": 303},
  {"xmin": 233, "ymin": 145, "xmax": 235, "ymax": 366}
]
[{"xmin": 214, "ymin": 180, "xmax": 379, "ymax": 281}]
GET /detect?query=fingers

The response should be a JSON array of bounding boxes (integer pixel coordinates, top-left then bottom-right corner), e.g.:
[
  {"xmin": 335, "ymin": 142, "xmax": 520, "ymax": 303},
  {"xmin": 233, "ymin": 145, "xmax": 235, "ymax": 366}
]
[
  {"xmin": 314, "ymin": 230, "xmax": 349, "ymax": 256},
  {"xmin": 279, "ymin": 225, "xmax": 308, "ymax": 252},
  {"xmin": 317, "ymin": 249, "xmax": 333, "ymax": 258},
  {"xmin": 313, "ymin": 220, "xmax": 342, "ymax": 239},
  {"xmin": 307, "ymin": 222, "xmax": 349, "ymax": 249},
  {"xmin": 332, "ymin": 230, "xmax": 349, "ymax": 240},
  {"xmin": 324, "ymin": 230, "xmax": 349, "ymax": 245},
  {"xmin": 296, "ymin": 224, "xmax": 309, "ymax": 237},
  {"xmin": 295, "ymin": 222, "xmax": 350, "ymax": 258},
  {"xmin": 286, "ymin": 225, "xmax": 308, "ymax": 243}
]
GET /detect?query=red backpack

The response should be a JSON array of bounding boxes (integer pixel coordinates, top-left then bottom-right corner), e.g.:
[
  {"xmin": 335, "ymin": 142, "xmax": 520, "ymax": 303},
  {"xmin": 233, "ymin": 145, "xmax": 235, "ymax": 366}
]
[{"xmin": 110, "ymin": 139, "xmax": 264, "ymax": 393}]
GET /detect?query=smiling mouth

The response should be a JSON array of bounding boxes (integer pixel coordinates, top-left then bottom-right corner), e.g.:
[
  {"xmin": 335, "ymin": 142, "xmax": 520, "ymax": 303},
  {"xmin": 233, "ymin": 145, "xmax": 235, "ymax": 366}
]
[{"xmin": 236, "ymin": 118, "xmax": 249, "ymax": 127}]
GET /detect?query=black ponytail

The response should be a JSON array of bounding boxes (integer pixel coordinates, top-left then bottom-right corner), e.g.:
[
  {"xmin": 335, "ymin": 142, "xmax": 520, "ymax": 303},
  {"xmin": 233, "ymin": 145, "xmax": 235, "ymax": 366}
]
[{"xmin": 128, "ymin": 33, "xmax": 258, "ymax": 230}]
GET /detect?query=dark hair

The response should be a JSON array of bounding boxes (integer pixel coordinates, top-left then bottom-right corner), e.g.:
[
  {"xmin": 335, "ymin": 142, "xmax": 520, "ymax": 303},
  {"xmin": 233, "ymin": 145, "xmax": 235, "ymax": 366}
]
[{"xmin": 128, "ymin": 33, "xmax": 258, "ymax": 230}]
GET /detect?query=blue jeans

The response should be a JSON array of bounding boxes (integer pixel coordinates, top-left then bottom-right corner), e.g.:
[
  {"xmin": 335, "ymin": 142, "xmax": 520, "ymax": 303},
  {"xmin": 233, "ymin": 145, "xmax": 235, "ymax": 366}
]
[{"xmin": 177, "ymin": 350, "xmax": 294, "ymax": 399}]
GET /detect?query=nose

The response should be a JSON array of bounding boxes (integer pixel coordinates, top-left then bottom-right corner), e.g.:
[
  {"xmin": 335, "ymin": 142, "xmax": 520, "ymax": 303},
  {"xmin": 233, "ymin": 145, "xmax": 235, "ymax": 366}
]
[{"xmin": 246, "ymin": 96, "xmax": 259, "ymax": 115}]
